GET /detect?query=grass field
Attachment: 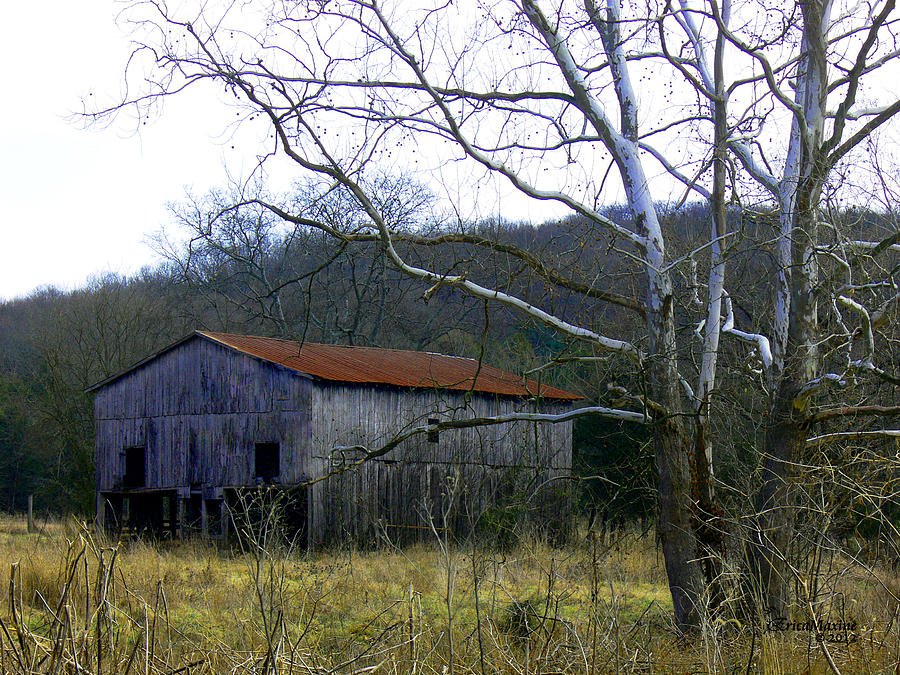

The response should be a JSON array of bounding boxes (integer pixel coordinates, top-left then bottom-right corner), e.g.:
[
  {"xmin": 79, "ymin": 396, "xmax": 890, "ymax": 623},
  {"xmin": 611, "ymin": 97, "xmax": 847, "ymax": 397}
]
[{"xmin": 1, "ymin": 514, "xmax": 898, "ymax": 673}]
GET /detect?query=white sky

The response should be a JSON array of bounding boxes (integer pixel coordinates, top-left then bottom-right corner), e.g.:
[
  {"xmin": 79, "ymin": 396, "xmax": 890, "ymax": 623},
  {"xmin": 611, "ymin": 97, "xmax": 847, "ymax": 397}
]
[
  {"xmin": 0, "ymin": 1, "xmax": 277, "ymax": 301},
  {"xmin": 0, "ymin": 0, "xmax": 731, "ymax": 303},
  {"xmin": 0, "ymin": 1, "xmax": 571, "ymax": 302},
  {"xmin": 6, "ymin": 1, "xmax": 897, "ymax": 302}
]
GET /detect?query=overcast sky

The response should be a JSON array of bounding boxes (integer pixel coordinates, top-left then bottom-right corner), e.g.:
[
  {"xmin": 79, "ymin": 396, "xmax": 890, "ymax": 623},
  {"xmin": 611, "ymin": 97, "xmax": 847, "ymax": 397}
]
[
  {"xmin": 13, "ymin": 1, "xmax": 873, "ymax": 303},
  {"xmin": 1, "ymin": 1, "xmax": 607, "ymax": 303},
  {"xmin": 0, "ymin": 1, "xmax": 267, "ymax": 301},
  {"xmin": 0, "ymin": 0, "xmax": 711, "ymax": 308}
]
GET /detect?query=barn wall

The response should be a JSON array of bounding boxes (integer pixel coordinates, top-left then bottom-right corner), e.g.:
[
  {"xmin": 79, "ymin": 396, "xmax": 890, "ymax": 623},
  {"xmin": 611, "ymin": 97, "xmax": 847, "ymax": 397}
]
[
  {"xmin": 306, "ymin": 383, "xmax": 572, "ymax": 547},
  {"xmin": 94, "ymin": 337, "xmax": 312, "ymax": 492}
]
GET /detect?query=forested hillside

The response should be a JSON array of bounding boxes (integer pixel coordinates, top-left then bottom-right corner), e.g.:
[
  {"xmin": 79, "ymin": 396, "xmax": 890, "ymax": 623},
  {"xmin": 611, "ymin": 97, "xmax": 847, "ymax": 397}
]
[{"xmin": 3, "ymin": 199, "xmax": 897, "ymax": 529}]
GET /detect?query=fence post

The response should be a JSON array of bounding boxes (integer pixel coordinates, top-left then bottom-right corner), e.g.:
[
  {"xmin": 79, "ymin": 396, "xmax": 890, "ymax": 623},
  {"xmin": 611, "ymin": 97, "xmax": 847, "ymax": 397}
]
[{"xmin": 27, "ymin": 494, "xmax": 35, "ymax": 533}]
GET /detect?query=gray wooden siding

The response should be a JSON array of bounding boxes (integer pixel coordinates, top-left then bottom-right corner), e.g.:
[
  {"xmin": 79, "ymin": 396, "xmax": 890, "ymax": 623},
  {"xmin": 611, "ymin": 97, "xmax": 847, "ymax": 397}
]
[
  {"xmin": 311, "ymin": 458, "xmax": 571, "ymax": 546},
  {"xmin": 305, "ymin": 383, "xmax": 572, "ymax": 546},
  {"xmin": 307, "ymin": 384, "xmax": 571, "ymax": 468}
]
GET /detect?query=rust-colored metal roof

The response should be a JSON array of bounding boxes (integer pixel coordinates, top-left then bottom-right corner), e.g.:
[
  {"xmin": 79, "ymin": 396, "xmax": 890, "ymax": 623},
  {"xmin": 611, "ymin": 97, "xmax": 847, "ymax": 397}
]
[{"xmin": 200, "ymin": 331, "xmax": 581, "ymax": 400}]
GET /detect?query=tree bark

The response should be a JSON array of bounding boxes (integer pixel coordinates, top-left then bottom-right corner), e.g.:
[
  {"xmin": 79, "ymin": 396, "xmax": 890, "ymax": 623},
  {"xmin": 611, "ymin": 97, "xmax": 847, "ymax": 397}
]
[
  {"xmin": 751, "ymin": 382, "xmax": 803, "ymax": 616},
  {"xmin": 657, "ymin": 415, "xmax": 706, "ymax": 629},
  {"xmin": 690, "ymin": 3, "xmax": 730, "ymax": 606},
  {"xmin": 650, "ymin": 289, "xmax": 706, "ymax": 631}
]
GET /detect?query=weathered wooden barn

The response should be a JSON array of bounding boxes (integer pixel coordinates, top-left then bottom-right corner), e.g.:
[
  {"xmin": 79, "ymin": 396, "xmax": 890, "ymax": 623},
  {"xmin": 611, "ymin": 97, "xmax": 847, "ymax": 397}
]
[{"xmin": 89, "ymin": 331, "xmax": 580, "ymax": 546}]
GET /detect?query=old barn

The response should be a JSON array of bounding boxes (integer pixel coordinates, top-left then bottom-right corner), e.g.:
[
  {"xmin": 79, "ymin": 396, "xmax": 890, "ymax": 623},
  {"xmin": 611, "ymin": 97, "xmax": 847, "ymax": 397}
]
[{"xmin": 89, "ymin": 331, "xmax": 580, "ymax": 546}]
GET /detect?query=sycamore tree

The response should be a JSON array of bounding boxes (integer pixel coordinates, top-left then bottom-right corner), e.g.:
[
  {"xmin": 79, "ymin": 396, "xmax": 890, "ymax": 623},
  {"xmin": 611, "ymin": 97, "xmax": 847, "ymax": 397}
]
[
  {"xmin": 657, "ymin": 0, "xmax": 900, "ymax": 613},
  {"xmin": 98, "ymin": 0, "xmax": 900, "ymax": 628}
]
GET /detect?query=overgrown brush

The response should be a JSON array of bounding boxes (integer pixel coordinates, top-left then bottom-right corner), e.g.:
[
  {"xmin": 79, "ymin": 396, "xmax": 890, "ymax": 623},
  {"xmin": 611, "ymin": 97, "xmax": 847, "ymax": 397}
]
[{"xmin": 1, "ymin": 515, "xmax": 899, "ymax": 673}]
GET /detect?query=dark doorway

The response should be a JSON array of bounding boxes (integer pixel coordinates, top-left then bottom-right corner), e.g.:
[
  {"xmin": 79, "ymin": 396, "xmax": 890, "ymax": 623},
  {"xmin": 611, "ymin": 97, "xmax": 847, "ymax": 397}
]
[
  {"xmin": 128, "ymin": 493, "xmax": 166, "ymax": 538},
  {"xmin": 185, "ymin": 494, "xmax": 202, "ymax": 534},
  {"xmin": 255, "ymin": 442, "xmax": 280, "ymax": 483},
  {"xmin": 283, "ymin": 485, "xmax": 309, "ymax": 549},
  {"xmin": 102, "ymin": 494, "xmax": 124, "ymax": 534},
  {"xmin": 123, "ymin": 447, "xmax": 146, "ymax": 488},
  {"xmin": 229, "ymin": 485, "xmax": 308, "ymax": 549},
  {"xmin": 205, "ymin": 498, "xmax": 223, "ymax": 538}
]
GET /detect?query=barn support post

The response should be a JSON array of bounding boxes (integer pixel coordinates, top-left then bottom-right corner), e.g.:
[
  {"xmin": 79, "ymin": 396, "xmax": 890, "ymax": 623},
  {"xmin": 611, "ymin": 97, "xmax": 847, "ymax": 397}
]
[
  {"xmin": 175, "ymin": 488, "xmax": 188, "ymax": 539},
  {"xmin": 221, "ymin": 501, "xmax": 229, "ymax": 541},
  {"xmin": 169, "ymin": 494, "xmax": 178, "ymax": 538},
  {"xmin": 27, "ymin": 494, "xmax": 35, "ymax": 534},
  {"xmin": 201, "ymin": 498, "xmax": 208, "ymax": 539},
  {"xmin": 95, "ymin": 493, "xmax": 105, "ymax": 534}
]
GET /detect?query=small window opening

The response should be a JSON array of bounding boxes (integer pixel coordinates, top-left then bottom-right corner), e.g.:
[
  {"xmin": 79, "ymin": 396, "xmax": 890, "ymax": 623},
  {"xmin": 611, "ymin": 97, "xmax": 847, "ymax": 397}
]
[
  {"xmin": 255, "ymin": 442, "xmax": 280, "ymax": 483},
  {"xmin": 427, "ymin": 418, "xmax": 440, "ymax": 444},
  {"xmin": 123, "ymin": 447, "xmax": 146, "ymax": 488}
]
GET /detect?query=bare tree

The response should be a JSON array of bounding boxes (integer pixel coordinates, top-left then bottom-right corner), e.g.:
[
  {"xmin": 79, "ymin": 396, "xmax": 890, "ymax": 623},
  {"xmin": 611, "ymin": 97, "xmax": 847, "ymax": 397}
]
[
  {"xmin": 656, "ymin": 0, "xmax": 900, "ymax": 612},
  {"xmin": 158, "ymin": 190, "xmax": 296, "ymax": 335},
  {"xmin": 156, "ymin": 178, "xmax": 486, "ymax": 347}
]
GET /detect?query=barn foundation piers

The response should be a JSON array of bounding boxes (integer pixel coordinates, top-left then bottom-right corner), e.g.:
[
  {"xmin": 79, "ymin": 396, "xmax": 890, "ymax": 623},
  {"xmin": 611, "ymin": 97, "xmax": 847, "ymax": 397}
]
[{"xmin": 97, "ymin": 484, "xmax": 308, "ymax": 546}]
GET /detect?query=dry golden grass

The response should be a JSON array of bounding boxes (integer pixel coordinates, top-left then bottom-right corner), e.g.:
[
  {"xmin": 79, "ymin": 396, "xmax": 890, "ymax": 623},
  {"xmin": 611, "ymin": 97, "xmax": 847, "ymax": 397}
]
[{"xmin": 0, "ymin": 514, "xmax": 898, "ymax": 673}]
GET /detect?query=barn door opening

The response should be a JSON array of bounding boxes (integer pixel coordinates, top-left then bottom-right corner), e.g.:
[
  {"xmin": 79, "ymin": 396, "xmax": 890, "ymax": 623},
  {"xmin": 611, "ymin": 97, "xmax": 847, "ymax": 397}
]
[
  {"xmin": 185, "ymin": 494, "xmax": 202, "ymax": 535},
  {"xmin": 283, "ymin": 485, "xmax": 308, "ymax": 549},
  {"xmin": 102, "ymin": 495, "xmax": 124, "ymax": 534},
  {"xmin": 227, "ymin": 485, "xmax": 308, "ymax": 549},
  {"xmin": 204, "ymin": 498, "xmax": 224, "ymax": 539}
]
